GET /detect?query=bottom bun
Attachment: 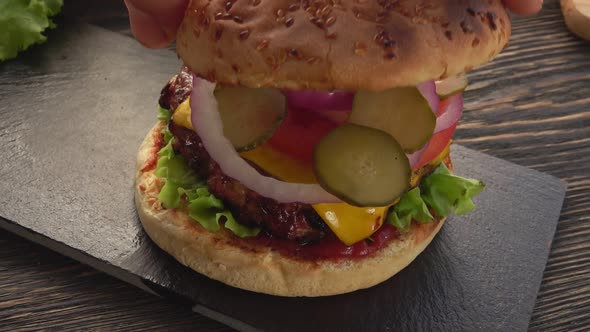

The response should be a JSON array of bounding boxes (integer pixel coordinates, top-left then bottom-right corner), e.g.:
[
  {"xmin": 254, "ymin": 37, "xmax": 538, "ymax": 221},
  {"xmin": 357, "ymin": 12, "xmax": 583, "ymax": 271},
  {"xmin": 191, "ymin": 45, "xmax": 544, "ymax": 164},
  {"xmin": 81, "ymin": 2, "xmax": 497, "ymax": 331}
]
[{"xmin": 135, "ymin": 123, "xmax": 445, "ymax": 297}]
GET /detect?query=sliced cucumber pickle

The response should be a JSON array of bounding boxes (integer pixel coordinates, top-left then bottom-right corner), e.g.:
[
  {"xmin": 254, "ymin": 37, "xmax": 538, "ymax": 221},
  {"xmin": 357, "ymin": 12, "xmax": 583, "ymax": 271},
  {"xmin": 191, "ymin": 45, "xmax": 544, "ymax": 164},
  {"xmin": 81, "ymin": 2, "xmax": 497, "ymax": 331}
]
[
  {"xmin": 215, "ymin": 87, "xmax": 286, "ymax": 152},
  {"xmin": 313, "ymin": 124, "xmax": 411, "ymax": 207},
  {"xmin": 348, "ymin": 87, "xmax": 436, "ymax": 153},
  {"xmin": 435, "ymin": 73, "xmax": 468, "ymax": 98}
]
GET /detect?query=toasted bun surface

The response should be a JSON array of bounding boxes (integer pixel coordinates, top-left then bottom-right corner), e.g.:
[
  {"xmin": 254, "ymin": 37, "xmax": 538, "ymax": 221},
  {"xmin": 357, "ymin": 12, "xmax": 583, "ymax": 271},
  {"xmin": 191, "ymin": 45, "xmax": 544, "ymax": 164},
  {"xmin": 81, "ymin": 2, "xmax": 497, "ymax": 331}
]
[
  {"xmin": 135, "ymin": 123, "xmax": 445, "ymax": 296},
  {"xmin": 176, "ymin": 0, "xmax": 511, "ymax": 91}
]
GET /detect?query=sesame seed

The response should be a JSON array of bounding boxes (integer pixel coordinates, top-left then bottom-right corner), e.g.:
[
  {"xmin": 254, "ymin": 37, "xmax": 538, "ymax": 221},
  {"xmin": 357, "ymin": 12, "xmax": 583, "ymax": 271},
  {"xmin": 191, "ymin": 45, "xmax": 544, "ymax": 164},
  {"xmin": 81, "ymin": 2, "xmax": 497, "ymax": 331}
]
[
  {"xmin": 285, "ymin": 17, "xmax": 294, "ymax": 27},
  {"xmin": 288, "ymin": 48, "xmax": 300, "ymax": 58},
  {"xmin": 384, "ymin": 53, "xmax": 396, "ymax": 60},
  {"xmin": 306, "ymin": 56, "xmax": 319, "ymax": 64},
  {"xmin": 325, "ymin": 16, "xmax": 336, "ymax": 27},
  {"xmin": 486, "ymin": 12, "xmax": 498, "ymax": 30},
  {"xmin": 309, "ymin": 16, "xmax": 323, "ymax": 28},
  {"xmin": 239, "ymin": 29, "xmax": 250, "ymax": 40},
  {"xmin": 256, "ymin": 39, "xmax": 269, "ymax": 51},
  {"xmin": 225, "ymin": 1, "xmax": 233, "ymax": 12},
  {"xmin": 354, "ymin": 41, "xmax": 367, "ymax": 55},
  {"xmin": 445, "ymin": 30, "xmax": 452, "ymax": 41},
  {"xmin": 214, "ymin": 28, "xmax": 223, "ymax": 41},
  {"xmin": 383, "ymin": 39, "xmax": 395, "ymax": 47}
]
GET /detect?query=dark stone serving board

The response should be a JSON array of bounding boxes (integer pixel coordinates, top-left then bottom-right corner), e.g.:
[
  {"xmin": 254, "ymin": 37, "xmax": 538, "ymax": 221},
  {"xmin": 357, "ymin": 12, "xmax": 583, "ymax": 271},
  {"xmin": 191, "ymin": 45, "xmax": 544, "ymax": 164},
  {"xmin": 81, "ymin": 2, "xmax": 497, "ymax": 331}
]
[{"xmin": 0, "ymin": 25, "xmax": 566, "ymax": 332}]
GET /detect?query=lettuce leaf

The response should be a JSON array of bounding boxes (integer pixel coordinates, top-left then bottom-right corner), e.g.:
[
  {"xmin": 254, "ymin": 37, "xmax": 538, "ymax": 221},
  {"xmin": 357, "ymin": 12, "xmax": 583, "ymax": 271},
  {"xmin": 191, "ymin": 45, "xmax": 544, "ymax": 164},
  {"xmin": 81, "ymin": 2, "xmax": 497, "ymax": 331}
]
[
  {"xmin": 155, "ymin": 138, "xmax": 198, "ymax": 186},
  {"xmin": 388, "ymin": 188, "xmax": 434, "ymax": 232},
  {"xmin": 153, "ymin": 114, "xmax": 260, "ymax": 237},
  {"xmin": 187, "ymin": 193, "xmax": 224, "ymax": 232},
  {"xmin": 388, "ymin": 164, "xmax": 484, "ymax": 232},
  {"xmin": 223, "ymin": 212, "xmax": 261, "ymax": 238},
  {"xmin": 421, "ymin": 164, "xmax": 485, "ymax": 217},
  {"xmin": 0, "ymin": 0, "xmax": 63, "ymax": 61},
  {"xmin": 158, "ymin": 106, "xmax": 171, "ymax": 122}
]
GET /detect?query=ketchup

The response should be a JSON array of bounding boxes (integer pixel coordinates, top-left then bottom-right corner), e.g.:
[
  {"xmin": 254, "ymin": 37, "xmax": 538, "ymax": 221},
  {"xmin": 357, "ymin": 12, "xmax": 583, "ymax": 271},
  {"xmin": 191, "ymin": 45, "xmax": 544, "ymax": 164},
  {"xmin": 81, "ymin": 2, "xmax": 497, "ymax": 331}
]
[{"xmin": 240, "ymin": 224, "xmax": 400, "ymax": 261}]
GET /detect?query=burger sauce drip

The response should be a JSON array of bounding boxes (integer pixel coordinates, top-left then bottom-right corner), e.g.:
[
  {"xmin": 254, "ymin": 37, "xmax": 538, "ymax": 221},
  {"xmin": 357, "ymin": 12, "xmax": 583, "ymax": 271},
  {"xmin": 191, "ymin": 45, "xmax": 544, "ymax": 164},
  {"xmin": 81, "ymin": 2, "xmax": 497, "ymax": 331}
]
[{"xmin": 238, "ymin": 224, "xmax": 400, "ymax": 261}]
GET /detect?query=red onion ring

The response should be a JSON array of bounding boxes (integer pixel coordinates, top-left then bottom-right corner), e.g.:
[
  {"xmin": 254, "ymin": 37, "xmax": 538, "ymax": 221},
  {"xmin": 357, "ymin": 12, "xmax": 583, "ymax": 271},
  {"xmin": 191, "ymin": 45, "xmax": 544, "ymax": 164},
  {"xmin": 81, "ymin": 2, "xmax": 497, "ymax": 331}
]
[
  {"xmin": 284, "ymin": 90, "xmax": 354, "ymax": 113},
  {"xmin": 190, "ymin": 75, "xmax": 341, "ymax": 205},
  {"xmin": 434, "ymin": 93, "xmax": 463, "ymax": 134},
  {"xmin": 407, "ymin": 143, "xmax": 429, "ymax": 169},
  {"xmin": 417, "ymin": 81, "xmax": 440, "ymax": 115},
  {"xmin": 407, "ymin": 90, "xmax": 464, "ymax": 168}
]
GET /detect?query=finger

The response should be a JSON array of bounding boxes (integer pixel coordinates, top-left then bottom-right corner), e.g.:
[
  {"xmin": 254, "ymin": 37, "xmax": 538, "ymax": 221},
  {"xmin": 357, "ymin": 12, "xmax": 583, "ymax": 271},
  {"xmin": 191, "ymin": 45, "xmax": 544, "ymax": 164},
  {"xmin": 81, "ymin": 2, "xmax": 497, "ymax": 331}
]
[
  {"xmin": 504, "ymin": 0, "xmax": 543, "ymax": 16},
  {"xmin": 125, "ymin": 0, "xmax": 188, "ymax": 48},
  {"xmin": 125, "ymin": 0, "xmax": 169, "ymax": 48}
]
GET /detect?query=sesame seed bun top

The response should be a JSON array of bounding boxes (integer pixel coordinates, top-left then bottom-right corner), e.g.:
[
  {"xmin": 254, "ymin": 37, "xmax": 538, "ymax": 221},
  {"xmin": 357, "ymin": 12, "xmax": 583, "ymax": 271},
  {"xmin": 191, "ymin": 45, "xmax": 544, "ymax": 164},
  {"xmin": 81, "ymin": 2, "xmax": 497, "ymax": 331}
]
[{"xmin": 176, "ymin": 0, "xmax": 511, "ymax": 91}]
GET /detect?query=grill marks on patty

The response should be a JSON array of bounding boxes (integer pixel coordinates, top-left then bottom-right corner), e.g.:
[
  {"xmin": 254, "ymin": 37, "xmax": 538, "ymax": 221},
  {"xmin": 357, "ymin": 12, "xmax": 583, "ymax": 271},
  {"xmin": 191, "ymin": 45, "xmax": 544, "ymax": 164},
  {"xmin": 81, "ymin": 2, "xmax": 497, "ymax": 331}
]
[
  {"xmin": 162, "ymin": 72, "xmax": 327, "ymax": 243},
  {"xmin": 159, "ymin": 67, "xmax": 193, "ymax": 111}
]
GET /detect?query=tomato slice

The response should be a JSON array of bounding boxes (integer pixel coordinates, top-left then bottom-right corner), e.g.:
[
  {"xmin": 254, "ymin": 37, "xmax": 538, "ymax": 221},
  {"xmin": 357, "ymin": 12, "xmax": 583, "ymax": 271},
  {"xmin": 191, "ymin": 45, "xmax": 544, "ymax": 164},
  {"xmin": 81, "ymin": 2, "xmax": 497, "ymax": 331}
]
[
  {"xmin": 414, "ymin": 124, "xmax": 457, "ymax": 169},
  {"xmin": 268, "ymin": 108, "xmax": 341, "ymax": 163},
  {"xmin": 414, "ymin": 96, "xmax": 460, "ymax": 169}
]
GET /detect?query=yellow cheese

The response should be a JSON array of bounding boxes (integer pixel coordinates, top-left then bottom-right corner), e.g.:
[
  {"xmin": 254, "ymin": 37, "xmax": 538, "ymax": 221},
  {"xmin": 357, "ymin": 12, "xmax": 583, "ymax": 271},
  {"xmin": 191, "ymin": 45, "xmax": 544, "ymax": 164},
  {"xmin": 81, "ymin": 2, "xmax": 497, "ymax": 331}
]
[
  {"xmin": 313, "ymin": 204, "xmax": 389, "ymax": 246},
  {"xmin": 241, "ymin": 146, "xmax": 316, "ymax": 184},
  {"xmin": 172, "ymin": 98, "xmax": 194, "ymax": 130}
]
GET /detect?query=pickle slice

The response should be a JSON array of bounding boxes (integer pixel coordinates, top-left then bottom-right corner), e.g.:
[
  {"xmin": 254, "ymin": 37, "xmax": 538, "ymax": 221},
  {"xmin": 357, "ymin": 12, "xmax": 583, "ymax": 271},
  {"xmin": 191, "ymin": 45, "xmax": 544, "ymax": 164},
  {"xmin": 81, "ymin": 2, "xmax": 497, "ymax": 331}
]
[
  {"xmin": 215, "ymin": 87, "xmax": 286, "ymax": 152},
  {"xmin": 348, "ymin": 87, "xmax": 436, "ymax": 153},
  {"xmin": 314, "ymin": 124, "xmax": 411, "ymax": 207},
  {"xmin": 435, "ymin": 73, "xmax": 468, "ymax": 98}
]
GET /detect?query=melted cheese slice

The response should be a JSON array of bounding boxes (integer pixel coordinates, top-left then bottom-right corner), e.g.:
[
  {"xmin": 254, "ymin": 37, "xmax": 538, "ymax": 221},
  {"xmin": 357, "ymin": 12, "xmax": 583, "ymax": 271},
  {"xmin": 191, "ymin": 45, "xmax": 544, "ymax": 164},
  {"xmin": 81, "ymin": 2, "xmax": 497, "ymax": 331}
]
[
  {"xmin": 170, "ymin": 100, "xmax": 446, "ymax": 246},
  {"xmin": 313, "ymin": 204, "xmax": 388, "ymax": 245},
  {"xmin": 172, "ymin": 98, "xmax": 193, "ymax": 130}
]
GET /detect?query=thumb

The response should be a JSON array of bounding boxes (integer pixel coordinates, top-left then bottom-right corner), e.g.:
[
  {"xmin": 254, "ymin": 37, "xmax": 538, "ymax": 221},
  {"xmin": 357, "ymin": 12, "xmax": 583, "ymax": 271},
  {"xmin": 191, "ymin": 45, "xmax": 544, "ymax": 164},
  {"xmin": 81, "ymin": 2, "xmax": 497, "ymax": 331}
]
[
  {"xmin": 504, "ymin": 0, "xmax": 543, "ymax": 16},
  {"xmin": 125, "ymin": 0, "xmax": 188, "ymax": 48}
]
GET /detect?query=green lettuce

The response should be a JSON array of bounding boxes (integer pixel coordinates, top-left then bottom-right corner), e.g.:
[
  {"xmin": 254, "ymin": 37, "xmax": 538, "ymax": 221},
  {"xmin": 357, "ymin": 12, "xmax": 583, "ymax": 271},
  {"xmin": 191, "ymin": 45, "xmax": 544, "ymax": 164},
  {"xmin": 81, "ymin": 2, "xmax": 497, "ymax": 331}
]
[
  {"xmin": 157, "ymin": 106, "xmax": 171, "ymax": 122},
  {"xmin": 421, "ymin": 164, "xmax": 485, "ymax": 217},
  {"xmin": 223, "ymin": 212, "xmax": 261, "ymax": 238},
  {"xmin": 388, "ymin": 188, "xmax": 434, "ymax": 232},
  {"xmin": 388, "ymin": 164, "xmax": 485, "ymax": 232},
  {"xmin": 0, "ymin": 0, "xmax": 63, "ymax": 61},
  {"xmin": 154, "ymin": 121, "xmax": 261, "ymax": 238}
]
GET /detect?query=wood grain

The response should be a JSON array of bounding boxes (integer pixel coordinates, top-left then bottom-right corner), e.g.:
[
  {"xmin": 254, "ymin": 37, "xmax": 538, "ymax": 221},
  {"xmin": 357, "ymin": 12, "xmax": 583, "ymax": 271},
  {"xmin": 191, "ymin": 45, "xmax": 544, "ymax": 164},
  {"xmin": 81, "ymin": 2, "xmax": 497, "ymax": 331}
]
[{"xmin": 0, "ymin": 0, "xmax": 588, "ymax": 331}]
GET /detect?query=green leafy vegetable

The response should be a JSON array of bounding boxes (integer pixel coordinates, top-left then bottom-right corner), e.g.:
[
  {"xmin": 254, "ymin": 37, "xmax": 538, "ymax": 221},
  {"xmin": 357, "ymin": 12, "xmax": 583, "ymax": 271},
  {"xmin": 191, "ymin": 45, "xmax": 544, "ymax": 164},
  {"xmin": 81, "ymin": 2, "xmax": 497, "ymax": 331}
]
[
  {"xmin": 158, "ymin": 106, "xmax": 171, "ymax": 122},
  {"xmin": 388, "ymin": 188, "xmax": 433, "ymax": 232},
  {"xmin": 421, "ymin": 164, "xmax": 485, "ymax": 217},
  {"xmin": 388, "ymin": 164, "xmax": 484, "ymax": 232},
  {"xmin": 0, "ymin": 0, "xmax": 64, "ymax": 61},
  {"xmin": 153, "ymin": 112, "xmax": 261, "ymax": 237},
  {"xmin": 223, "ymin": 212, "xmax": 261, "ymax": 238},
  {"xmin": 155, "ymin": 140, "xmax": 198, "ymax": 186},
  {"xmin": 187, "ymin": 194, "xmax": 224, "ymax": 232},
  {"xmin": 158, "ymin": 180, "xmax": 183, "ymax": 209}
]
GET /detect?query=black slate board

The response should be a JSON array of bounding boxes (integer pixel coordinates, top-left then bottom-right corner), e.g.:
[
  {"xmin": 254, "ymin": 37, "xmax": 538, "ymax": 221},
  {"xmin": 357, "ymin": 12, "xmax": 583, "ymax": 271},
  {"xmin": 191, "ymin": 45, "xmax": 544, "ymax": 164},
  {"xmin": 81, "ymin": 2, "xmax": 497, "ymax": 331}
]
[{"xmin": 0, "ymin": 25, "xmax": 566, "ymax": 332}]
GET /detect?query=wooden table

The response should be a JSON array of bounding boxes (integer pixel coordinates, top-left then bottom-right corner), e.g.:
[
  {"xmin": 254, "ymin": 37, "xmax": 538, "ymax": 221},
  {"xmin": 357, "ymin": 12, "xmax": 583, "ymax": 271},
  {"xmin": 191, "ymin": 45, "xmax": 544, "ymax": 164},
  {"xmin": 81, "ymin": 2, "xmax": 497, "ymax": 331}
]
[{"xmin": 1, "ymin": 1, "xmax": 588, "ymax": 330}]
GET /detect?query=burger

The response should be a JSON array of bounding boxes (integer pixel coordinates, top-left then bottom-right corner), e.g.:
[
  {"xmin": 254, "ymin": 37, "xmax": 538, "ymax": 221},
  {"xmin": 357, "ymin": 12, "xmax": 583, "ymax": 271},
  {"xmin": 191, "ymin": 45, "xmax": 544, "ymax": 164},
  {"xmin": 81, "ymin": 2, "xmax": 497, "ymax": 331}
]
[{"xmin": 135, "ymin": 0, "xmax": 510, "ymax": 297}]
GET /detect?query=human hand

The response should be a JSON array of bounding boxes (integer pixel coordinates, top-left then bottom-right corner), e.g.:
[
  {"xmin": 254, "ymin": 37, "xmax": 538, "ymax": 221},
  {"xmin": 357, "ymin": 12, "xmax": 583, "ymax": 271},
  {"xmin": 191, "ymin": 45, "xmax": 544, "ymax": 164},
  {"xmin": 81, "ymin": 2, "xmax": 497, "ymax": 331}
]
[
  {"xmin": 503, "ymin": 0, "xmax": 543, "ymax": 15},
  {"xmin": 124, "ymin": 0, "xmax": 188, "ymax": 48},
  {"xmin": 125, "ymin": 0, "xmax": 543, "ymax": 49}
]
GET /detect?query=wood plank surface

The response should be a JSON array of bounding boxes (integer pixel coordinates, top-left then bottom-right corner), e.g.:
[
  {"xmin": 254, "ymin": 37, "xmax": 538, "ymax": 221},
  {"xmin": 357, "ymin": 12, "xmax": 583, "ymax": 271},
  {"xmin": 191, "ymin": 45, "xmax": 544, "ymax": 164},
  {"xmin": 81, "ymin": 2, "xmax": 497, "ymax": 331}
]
[{"xmin": 0, "ymin": 0, "xmax": 588, "ymax": 331}]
